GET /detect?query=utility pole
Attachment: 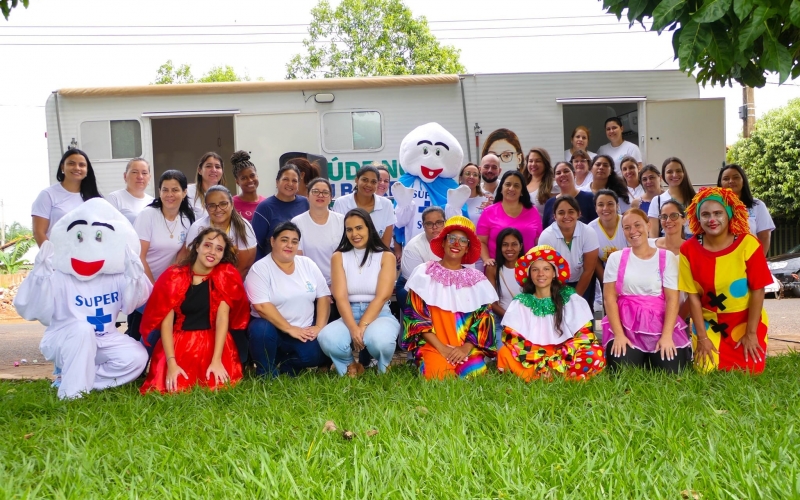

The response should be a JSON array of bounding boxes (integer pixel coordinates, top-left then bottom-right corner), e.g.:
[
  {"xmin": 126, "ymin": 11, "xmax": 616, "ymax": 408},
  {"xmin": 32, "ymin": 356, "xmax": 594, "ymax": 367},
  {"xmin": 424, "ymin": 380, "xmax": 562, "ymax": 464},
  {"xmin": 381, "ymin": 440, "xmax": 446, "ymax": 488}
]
[
  {"xmin": 0, "ymin": 199, "xmax": 5, "ymax": 247},
  {"xmin": 741, "ymin": 86, "xmax": 756, "ymax": 138}
]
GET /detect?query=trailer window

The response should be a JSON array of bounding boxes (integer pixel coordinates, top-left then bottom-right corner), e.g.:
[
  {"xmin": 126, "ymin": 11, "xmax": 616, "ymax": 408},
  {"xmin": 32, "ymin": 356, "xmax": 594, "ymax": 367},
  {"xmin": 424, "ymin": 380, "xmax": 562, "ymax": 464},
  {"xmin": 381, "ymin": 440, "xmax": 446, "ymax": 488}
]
[
  {"xmin": 322, "ymin": 111, "xmax": 382, "ymax": 152},
  {"xmin": 79, "ymin": 120, "xmax": 142, "ymax": 160}
]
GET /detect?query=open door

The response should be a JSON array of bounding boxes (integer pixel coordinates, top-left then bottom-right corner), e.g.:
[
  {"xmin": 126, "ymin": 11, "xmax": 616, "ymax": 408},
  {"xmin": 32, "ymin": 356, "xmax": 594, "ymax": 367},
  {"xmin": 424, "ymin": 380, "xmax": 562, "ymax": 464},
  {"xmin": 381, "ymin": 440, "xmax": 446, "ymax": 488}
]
[
  {"xmin": 234, "ymin": 112, "xmax": 321, "ymax": 197},
  {"xmin": 645, "ymin": 98, "xmax": 725, "ymax": 186}
]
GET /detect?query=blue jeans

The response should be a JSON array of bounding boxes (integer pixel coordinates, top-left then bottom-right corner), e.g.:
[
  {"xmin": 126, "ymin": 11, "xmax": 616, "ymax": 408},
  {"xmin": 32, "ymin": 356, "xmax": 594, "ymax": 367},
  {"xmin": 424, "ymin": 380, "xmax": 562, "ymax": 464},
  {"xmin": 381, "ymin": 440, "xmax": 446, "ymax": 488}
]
[
  {"xmin": 317, "ymin": 302, "xmax": 400, "ymax": 375},
  {"xmin": 248, "ymin": 317, "xmax": 331, "ymax": 377}
]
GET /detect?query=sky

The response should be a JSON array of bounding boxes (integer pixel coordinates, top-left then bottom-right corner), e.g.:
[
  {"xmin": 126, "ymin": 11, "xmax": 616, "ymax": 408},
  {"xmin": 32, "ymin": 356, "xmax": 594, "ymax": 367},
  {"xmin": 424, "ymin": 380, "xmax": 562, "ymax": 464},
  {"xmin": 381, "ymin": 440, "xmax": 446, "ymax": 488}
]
[{"xmin": 2, "ymin": 0, "xmax": 799, "ymax": 227}]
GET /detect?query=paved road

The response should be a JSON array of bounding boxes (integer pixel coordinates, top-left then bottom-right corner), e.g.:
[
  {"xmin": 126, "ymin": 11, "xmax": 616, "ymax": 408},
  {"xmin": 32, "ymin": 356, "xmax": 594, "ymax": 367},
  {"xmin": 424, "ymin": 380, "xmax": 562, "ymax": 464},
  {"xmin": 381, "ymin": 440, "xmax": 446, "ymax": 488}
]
[{"xmin": 1, "ymin": 298, "xmax": 799, "ymax": 379}]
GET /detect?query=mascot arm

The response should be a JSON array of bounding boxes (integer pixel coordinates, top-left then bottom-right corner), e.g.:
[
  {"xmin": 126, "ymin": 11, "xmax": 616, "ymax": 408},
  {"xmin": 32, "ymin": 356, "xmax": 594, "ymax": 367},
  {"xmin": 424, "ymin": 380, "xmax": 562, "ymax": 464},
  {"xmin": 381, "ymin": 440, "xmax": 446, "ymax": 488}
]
[
  {"xmin": 14, "ymin": 240, "xmax": 56, "ymax": 325},
  {"xmin": 392, "ymin": 184, "xmax": 415, "ymax": 227},
  {"xmin": 121, "ymin": 246, "xmax": 153, "ymax": 315},
  {"xmin": 445, "ymin": 185, "xmax": 471, "ymax": 219}
]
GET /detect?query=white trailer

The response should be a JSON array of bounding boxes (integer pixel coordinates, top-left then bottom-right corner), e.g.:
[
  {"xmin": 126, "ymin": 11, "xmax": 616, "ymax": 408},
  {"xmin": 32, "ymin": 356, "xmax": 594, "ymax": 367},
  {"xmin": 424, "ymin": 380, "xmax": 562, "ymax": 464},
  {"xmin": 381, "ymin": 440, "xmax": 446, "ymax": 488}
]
[{"xmin": 45, "ymin": 70, "xmax": 725, "ymax": 198}]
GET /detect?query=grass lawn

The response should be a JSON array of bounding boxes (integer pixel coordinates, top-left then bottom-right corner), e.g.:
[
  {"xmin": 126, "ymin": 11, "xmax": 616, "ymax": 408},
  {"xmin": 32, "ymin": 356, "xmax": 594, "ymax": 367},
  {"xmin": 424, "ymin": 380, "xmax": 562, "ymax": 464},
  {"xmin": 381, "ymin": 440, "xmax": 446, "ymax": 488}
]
[{"xmin": 2, "ymin": 354, "xmax": 800, "ymax": 499}]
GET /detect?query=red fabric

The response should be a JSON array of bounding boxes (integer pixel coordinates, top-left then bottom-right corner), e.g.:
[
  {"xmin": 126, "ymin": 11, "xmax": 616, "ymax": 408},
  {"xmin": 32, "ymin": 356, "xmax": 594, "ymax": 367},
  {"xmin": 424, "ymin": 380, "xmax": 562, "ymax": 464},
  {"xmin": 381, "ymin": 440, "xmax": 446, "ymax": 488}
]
[
  {"xmin": 139, "ymin": 262, "xmax": 249, "ymax": 394},
  {"xmin": 140, "ymin": 263, "xmax": 250, "ymax": 341}
]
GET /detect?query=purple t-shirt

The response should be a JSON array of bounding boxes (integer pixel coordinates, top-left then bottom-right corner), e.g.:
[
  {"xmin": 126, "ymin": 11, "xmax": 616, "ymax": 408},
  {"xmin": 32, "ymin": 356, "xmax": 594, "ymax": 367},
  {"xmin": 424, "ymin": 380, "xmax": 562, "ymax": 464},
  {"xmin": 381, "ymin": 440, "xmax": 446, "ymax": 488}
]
[{"xmin": 476, "ymin": 203, "xmax": 542, "ymax": 258}]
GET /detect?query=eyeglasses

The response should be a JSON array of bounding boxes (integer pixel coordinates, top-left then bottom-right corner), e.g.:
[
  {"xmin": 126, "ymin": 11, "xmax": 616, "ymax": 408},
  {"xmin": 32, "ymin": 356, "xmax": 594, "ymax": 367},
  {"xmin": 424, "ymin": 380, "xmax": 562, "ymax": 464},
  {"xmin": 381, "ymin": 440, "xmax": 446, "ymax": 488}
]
[
  {"xmin": 490, "ymin": 151, "xmax": 519, "ymax": 163},
  {"xmin": 658, "ymin": 213, "xmax": 683, "ymax": 221},
  {"xmin": 310, "ymin": 189, "xmax": 331, "ymax": 197},
  {"xmin": 572, "ymin": 158, "xmax": 588, "ymax": 164},
  {"xmin": 206, "ymin": 201, "xmax": 230, "ymax": 212},
  {"xmin": 462, "ymin": 172, "xmax": 480, "ymax": 178},
  {"xmin": 446, "ymin": 234, "xmax": 470, "ymax": 246},
  {"xmin": 423, "ymin": 220, "xmax": 445, "ymax": 229}
]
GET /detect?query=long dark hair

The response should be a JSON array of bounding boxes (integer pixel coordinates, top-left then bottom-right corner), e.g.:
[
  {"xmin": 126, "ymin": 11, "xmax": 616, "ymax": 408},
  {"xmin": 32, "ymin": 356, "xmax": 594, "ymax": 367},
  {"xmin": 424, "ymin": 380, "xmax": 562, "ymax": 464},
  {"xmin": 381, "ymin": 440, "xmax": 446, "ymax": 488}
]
[
  {"xmin": 523, "ymin": 148, "xmax": 555, "ymax": 206},
  {"xmin": 494, "ymin": 170, "xmax": 533, "ymax": 209},
  {"xmin": 661, "ymin": 157, "xmax": 696, "ymax": 205},
  {"xmin": 521, "ymin": 265, "xmax": 567, "ymax": 333},
  {"xmin": 336, "ymin": 208, "xmax": 390, "ymax": 267},
  {"xmin": 194, "ymin": 152, "xmax": 225, "ymax": 212},
  {"xmin": 182, "ymin": 227, "xmax": 237, "ymax": 267},
  {"xmin": 205, "ymin": 185, "xmax": 253, "ymax": 249},
  {"xmin": 717, "ymin": 164, "xmax": 754, "ymax": 208},
  {"xmin": 56, "ymin": 148, "xmax": 102, "ymax": 201},
  {"xmin": 494, "ymin": 228, "xmax": 524, "ymax": 297},
  {"xmin": 591, "ymin": 155, "xmax": 630, "ymax": 204},
  {"xmin": 148, "ymin": 169, "xmax": 195, "ymax": 228}
]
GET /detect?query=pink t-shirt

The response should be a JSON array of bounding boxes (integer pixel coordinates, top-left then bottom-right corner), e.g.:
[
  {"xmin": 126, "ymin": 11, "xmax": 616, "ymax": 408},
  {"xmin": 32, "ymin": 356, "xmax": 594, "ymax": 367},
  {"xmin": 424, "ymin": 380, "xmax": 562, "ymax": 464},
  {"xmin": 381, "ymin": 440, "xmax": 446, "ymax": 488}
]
[
  {"xmin": 233, "ymin": 195, "xmax": 266, "ymax": 222},
  {"xmin": 476, "ymin": 203, "xmax": 542, "ymax": 258}
]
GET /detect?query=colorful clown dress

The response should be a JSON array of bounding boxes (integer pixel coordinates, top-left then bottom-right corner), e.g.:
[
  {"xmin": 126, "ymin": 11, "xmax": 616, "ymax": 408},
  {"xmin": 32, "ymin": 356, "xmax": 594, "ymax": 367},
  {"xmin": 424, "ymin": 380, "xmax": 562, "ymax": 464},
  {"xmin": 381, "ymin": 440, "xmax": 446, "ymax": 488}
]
[
  {"xmin": 402, "ymin": 261, "xmax": 498, "ymax": 380},
  {"xmin": 679, "ymin": 234, "xmax": 771, "ymax": 373},
  {"xmin": 498, "ymin": 287, "xmax": 605, "ymax": 381}
]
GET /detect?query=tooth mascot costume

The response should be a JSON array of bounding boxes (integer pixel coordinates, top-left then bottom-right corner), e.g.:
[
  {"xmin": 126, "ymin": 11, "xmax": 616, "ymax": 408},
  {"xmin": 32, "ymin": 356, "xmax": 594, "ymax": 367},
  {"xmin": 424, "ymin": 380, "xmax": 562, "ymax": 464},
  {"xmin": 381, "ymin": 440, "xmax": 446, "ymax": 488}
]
[
  {"xmin": 392, "ymin": 123, "xmax": 471, "ymax": 246},
  {"xmin": 15, "ymin": 198, "xmax": 152, "ymax": 399}
]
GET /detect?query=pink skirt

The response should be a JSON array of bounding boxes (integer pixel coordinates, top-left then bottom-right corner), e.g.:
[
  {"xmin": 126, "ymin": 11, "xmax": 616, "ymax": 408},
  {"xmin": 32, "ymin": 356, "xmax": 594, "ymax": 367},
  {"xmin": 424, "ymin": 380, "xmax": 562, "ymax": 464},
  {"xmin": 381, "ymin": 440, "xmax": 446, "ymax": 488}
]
[{"xmin": 601, "ymin": 294, "xmax": 690, "ymax": 353}]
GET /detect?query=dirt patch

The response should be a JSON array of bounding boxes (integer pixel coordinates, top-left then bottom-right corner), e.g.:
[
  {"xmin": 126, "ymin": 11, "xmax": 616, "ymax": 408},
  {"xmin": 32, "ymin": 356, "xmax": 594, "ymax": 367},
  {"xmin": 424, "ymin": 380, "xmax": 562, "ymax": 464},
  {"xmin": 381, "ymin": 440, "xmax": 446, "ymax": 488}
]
[{"xmin": 0, "ymin": 362, "xmax": 54, "ymax": 381}]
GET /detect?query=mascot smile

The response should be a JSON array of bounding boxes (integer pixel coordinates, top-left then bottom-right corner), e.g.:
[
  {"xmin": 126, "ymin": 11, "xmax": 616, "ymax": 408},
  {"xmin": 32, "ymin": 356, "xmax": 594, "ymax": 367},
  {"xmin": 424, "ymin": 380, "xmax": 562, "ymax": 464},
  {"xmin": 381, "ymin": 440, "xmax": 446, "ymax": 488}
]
[
  {"xmin": 392, "ymin": 123, "xmax": 471, "ymax": 246},
  {"xmin": 15, "ymin": 198, "xmax": 152, "ymax": 399}
]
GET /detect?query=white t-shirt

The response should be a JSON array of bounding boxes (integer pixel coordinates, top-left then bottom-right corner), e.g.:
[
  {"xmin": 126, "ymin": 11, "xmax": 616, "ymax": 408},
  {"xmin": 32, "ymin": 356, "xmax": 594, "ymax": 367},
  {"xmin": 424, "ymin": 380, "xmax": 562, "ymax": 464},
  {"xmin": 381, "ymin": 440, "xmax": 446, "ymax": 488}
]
[
  {"xmin": 627, "ymin": 185, "xmax": 644, "ymax": 200},
  {"xmin": 497, "ymin": 264, "xmax": 522, "ymax": 311},
  {"xmin": 185, "ymin": 215, "xmax": 257, "ymax": 251},
  {"xmin": 465, "ymin": 196, "xmax": 485, "ymax": 227},
  {"xmin": 332, "ymin": 193, "xmax": 396, "ymax": 238},
  {"xmin": 604, "ymin": 249, "xmax": 678, "ymax": 296},
  {"xmin": 400, "ymin": 232, "xmax": 440, "ymax": 280},
  {"xmin": 186, "ymin": 184, "xmax": 208, "ymax": 220},
  {"xmin": 589, "ymin": 216, "xmax": 628, "ymax": 263},
  {"xmin": 245, "ymin": 255, "xmax": 330, "ymax": 327},
  {"xmin": 106, "ymin": 189, "xmax": 154, "ymax": 224},
  {"xmin": 748, "ymin": 199, "xmax": 775, "ymax": 235},
  {"xmin": 133, "ymin": 207, "xmax": 191, "ymax": 281},
  {"xmin": 576, "ymin": 173, "xmax": 594, "ymax": 192},
  {"xmin": 647, "ymin": 192, "xmax": 691, "ymax": 234},
  {"xmin": 47, "ymin": 272, "xmax": 131, "ymax": 336},
  {"xmin": 31, "ymin": 184, "xmax": 84, "ymax": 238},
  {"xmin": 565, "ymin": 149, "xmax": 596, "ymax": 161},
  {"xmin": 292, "ymin": 210, "xmax": 345, "ymax": 284},
  {"xmin": 596, "ymin": 141, "xmax": 642, "ymax": 173},
  {"xmin": 538, "ymin": 221, "xmax": 599, "ymax": 283}
]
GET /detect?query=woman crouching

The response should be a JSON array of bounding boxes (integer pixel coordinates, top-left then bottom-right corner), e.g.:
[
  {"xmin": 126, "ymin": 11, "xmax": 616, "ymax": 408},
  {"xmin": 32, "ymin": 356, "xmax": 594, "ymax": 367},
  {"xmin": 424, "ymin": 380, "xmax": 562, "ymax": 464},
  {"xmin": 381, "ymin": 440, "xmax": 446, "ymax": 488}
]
[
  {"xmin": 498, "ymin": 245, "xmax": 605, "ymax": 381},
  {"xmin": 140, "ymin": 228, "xmax": 250, "ymax": 394}
]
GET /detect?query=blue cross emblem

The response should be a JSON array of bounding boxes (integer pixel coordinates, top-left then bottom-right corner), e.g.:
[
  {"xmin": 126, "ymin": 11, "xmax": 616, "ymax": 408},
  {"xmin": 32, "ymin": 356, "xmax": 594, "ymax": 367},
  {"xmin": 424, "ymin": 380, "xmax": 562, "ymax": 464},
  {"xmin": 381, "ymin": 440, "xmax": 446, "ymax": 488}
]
[
  {"xmin": 418, "ymin": 200, "xmax": 432, "ymax": 213},
  {"xmin": 87, "ymin": 307, "xmax": 112, "ymax": 332}
]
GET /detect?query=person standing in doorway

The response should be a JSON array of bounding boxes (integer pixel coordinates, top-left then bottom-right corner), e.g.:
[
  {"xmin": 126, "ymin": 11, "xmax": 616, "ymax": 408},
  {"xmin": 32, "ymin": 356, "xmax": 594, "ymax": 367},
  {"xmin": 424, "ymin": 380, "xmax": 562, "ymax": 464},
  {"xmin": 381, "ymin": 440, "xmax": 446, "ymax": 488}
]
[{"xmin": 596, "ymin": 117, "xmax": 642, "ymax": 172}]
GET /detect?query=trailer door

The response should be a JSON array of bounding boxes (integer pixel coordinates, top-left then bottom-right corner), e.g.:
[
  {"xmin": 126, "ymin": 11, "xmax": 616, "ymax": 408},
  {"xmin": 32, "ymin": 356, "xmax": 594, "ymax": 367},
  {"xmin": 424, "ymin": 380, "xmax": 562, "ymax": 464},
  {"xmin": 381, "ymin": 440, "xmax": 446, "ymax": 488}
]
[
  {"xmin": 235, "ymin": 112, "xmax": 320, "ymax": 197},
  {"xmin": 645, "ymin": 98, "xmax": 725, "ymax": 186}
]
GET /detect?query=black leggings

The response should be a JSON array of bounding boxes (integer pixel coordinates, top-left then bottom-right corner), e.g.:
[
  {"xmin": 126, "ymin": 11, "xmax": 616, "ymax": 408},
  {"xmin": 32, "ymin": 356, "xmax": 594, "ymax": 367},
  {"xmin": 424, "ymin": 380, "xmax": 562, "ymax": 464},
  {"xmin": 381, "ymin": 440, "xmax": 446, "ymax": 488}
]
[{"xmin": 605, "ymin": 339, "xmax": 692, "ymax": 373}]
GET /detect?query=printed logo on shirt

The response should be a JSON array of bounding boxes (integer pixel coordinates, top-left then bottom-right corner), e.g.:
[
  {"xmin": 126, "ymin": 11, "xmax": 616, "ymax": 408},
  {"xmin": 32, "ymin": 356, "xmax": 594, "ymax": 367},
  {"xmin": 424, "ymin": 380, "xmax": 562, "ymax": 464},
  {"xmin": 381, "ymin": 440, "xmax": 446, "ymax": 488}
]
[
  {"xmin": 180, "ymin": 231, "xmax": 187, "ymax": 243},
  {"xmin": 76, "ymin": 292, "xmax": 120, "ymax": 335},
  {"xmin": 305, "ymin": 281, "xmax": 315, "ymax": 293}
]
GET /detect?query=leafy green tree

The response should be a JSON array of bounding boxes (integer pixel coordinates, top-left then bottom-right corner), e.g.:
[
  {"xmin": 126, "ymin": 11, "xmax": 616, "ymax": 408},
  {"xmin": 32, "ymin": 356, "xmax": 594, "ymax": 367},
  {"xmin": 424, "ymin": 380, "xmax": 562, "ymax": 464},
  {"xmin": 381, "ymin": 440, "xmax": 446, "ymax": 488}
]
[
  {"xmin": 727, "ymin": 98, "xmax": 800, "ymax": 220},
  {"xmin": 153, "ymin": 62, "xmax": 247, "ymax": 84},
  {"xmin": 601, "ymin": 0, "xmax": 800, "ymax": 87},
  {"xmin": 0, "ymin": 236, "xmax": 33, "ymax": 274},
  {"xmin": 286, "ymin": 0, "xmax": 465, "ymax": 79},
  {"xmin": 3, "ymin": 222, "xmax": 32, "ymax": 242},
  {"xmin": 1, "ymin": 0, "xmax": 28, "ymax": 20}
]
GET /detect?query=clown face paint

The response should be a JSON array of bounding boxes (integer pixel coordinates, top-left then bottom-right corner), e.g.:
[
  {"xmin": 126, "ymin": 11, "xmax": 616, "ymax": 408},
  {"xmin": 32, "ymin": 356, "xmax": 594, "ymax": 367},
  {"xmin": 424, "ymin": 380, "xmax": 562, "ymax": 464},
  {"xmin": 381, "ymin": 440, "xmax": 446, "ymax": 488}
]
[{"xmin": 50, "ymin": 198, "xmax": 141, "ymax": 281}]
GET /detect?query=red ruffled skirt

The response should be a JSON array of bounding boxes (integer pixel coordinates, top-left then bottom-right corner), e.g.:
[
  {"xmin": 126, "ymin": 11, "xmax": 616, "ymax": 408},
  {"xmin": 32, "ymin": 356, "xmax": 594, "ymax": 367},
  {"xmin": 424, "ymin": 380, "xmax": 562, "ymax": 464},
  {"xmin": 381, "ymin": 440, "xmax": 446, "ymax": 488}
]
[{"xmin": 140, "ymin": 329, "xmax": 243, "ymax": 394}]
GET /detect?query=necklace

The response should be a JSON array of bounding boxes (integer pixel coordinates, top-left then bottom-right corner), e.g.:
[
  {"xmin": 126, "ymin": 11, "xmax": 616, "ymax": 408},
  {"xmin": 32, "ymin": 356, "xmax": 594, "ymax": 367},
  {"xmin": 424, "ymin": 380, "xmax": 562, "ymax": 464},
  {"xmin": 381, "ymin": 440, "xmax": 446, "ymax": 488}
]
[
  {"xmin": 163, "ymin": 213, "xmax": 179, "ymax": 238},
  {"xmin": 352, "ymin": 248, "xmax": 367, "ymax": 274}
]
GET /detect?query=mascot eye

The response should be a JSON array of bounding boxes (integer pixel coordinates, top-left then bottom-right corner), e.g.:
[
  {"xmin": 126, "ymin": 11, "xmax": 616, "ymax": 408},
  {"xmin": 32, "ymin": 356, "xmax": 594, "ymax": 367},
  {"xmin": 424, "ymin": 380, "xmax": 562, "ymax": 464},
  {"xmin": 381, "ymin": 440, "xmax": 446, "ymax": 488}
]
[
  {"xmin": 422, "ymin": 146, "xmax": 429, "ymax": 155},
  {"xmin": 95, "ymin": 230, "xmax": 102, "ymax": 242},
  {"xmin": 435, "ymin": 148, "xmax": 441, "ymax": 157},
  {"xmin": 76, "ymin": 231, "xmax": 83, "ymax": 243}
]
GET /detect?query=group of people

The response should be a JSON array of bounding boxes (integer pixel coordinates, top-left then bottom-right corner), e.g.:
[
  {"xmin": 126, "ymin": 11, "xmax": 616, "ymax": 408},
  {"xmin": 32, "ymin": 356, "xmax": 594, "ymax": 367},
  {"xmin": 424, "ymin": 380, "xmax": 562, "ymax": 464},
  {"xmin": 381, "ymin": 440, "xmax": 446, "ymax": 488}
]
[{"xmin": 27, "ymin": 117, "xmax": 775, "ymax": 397}]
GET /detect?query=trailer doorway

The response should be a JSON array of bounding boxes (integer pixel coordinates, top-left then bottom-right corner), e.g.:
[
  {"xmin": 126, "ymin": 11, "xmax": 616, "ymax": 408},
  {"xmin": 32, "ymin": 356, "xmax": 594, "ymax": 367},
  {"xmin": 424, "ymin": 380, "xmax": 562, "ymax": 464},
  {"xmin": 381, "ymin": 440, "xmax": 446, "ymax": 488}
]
[
  {"xmin": 560, "ymin": 101, "xmax": 641, "ymax": 160},
  {"xmin": 150, "ymin": 114, "xmax": 238, "ymax": 193}
]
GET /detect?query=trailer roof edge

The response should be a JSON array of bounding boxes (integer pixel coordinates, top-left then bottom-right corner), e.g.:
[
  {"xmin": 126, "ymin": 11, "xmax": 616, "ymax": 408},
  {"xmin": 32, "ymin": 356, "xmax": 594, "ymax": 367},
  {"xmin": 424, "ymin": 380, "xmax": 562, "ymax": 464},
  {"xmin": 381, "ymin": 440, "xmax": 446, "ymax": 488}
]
[{"xmin": 57, "ymin": 74, "xmax": 461, "ymax": 97}]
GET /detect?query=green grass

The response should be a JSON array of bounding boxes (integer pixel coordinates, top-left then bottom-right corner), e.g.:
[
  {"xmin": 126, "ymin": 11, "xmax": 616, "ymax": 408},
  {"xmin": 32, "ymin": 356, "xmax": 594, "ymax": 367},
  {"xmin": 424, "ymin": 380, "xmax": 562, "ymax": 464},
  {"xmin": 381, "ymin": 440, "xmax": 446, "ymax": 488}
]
[{"xmin": 2, "ymin": 354, "xmax": 800, "ymax": 499}]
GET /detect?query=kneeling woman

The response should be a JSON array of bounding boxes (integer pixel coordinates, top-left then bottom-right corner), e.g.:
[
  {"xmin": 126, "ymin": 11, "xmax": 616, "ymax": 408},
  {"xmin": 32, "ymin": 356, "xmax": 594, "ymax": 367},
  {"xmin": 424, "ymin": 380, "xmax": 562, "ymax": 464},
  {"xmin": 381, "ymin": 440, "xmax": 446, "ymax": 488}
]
[
  {"xmin": 498, "ymin": 245, "xmax": 605, "ymax": 381},
  {"xmin": 140, "ymin": 228, "xmax": 250, "ymax": 394},
  {"xmin": 318, "ymin": 208, "xmax": 399, "ymax": 376},
  {"xmin": 402, "ymin": 216, "xmax": 498, "ymax": 379},
  {"xmin": 602, "ymin": 209, "xmax": 691, "ymax": 372}
]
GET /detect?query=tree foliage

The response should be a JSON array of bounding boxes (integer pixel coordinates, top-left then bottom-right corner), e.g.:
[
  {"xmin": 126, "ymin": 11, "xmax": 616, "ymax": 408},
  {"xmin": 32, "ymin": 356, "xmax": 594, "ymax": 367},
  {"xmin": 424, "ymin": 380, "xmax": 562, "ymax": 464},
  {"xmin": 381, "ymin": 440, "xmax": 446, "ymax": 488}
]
[
  {"xmin": 152, "ymin": 61, "xmax": 247, "ymax": 84},
  {"xmin": 286, "ymin": 0, "xmax": 465, "ymax": 79},
  {"xmin": 601, "ymin": 0, "xmax": 800, "ymax": 87},
  {"xmin": 1, "ymin": 0, "xmax": 28, "ymax": 20},
  {"xmin": 727, "ymin": 98, "xmax": 800, "ymax": 220},
  {"xmin": 0, "ymin": 236, "xmax": 33, "ymax": 274}
]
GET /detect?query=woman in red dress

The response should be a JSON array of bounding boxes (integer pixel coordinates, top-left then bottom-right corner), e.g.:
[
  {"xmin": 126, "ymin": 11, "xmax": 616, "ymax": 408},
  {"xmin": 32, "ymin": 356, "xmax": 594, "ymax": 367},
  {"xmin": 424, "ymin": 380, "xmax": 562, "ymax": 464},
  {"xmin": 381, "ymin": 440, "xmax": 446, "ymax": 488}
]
[{"xmin": 140, "ymin": 227, "xmax": 250, "ymax": 394}]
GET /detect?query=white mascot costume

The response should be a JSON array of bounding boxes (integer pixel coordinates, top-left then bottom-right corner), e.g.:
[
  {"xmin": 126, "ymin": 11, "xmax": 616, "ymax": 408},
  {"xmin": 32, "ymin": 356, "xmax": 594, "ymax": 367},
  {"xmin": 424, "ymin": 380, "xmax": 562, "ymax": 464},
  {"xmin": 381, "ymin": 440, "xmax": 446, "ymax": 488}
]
[
  {"xmin": 15, "ymin": 198, "xmax": 152, "ymax": 399},
  {"xmin": 392, "ymin": 123, "xmax": 471, "ymax": 246}
]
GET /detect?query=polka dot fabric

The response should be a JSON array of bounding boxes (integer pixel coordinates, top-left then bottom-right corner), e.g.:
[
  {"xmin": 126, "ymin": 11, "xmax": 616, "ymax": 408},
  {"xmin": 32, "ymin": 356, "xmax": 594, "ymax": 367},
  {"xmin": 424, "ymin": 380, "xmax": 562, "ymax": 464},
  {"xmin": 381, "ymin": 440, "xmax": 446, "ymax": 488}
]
[{"xmin": 515, "ymin": 245, "xmax": 571, "ymax": 287}]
